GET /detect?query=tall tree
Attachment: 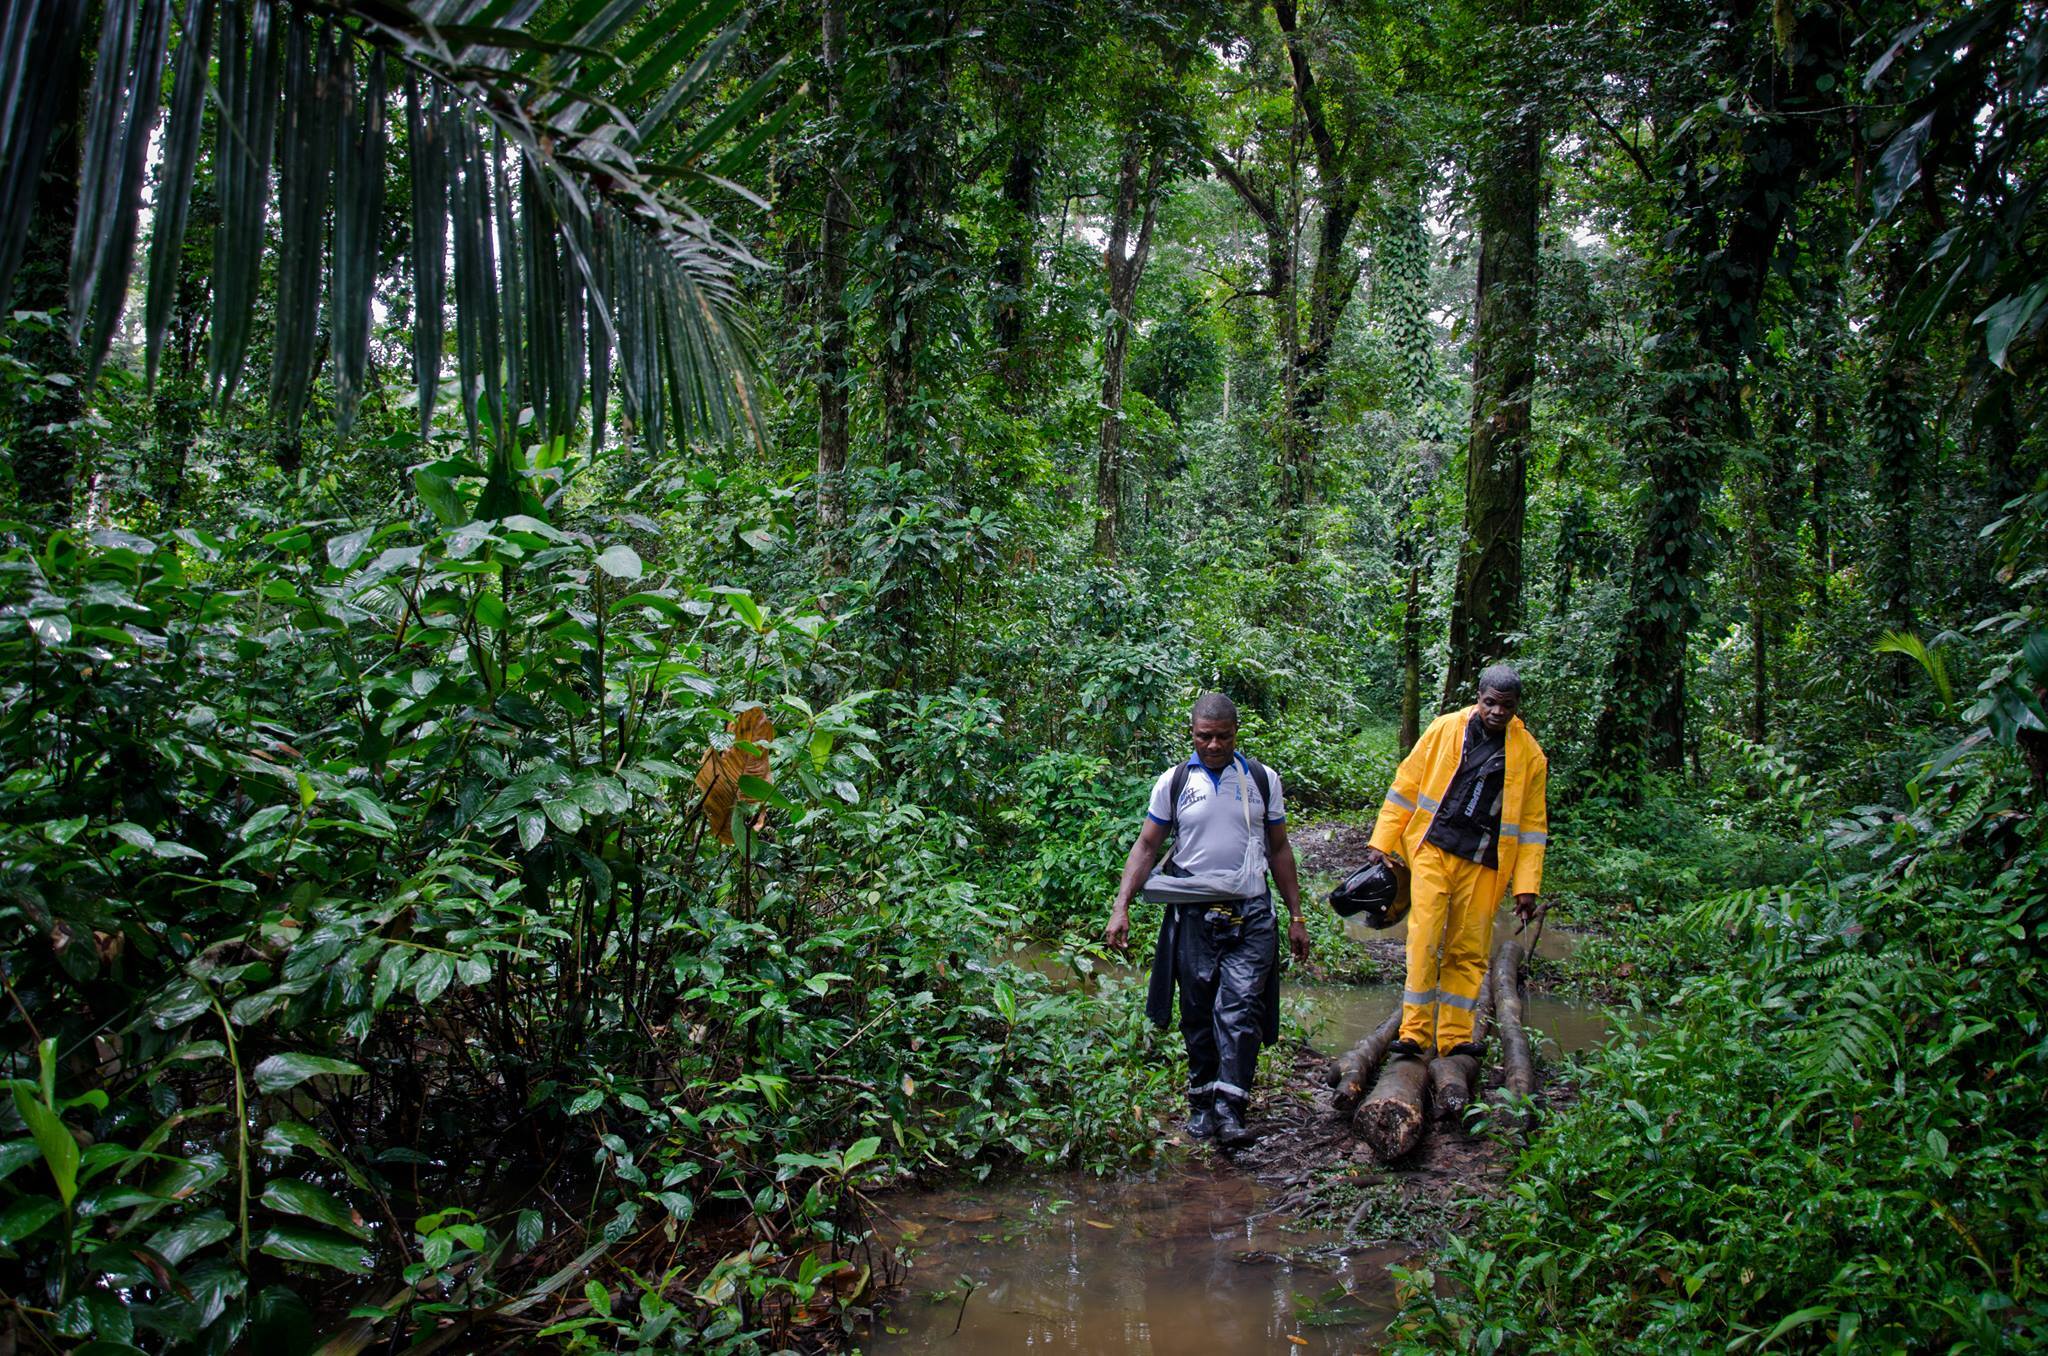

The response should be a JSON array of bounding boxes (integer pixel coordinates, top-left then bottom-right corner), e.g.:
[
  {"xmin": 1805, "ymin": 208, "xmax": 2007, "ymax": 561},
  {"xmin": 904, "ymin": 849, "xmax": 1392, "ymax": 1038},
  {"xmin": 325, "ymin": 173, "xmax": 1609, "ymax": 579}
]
[
  {"xmin": 1865, "ymin": 235, "xmax": 1927, "ymax": 639},
  {"xmin": 815, "ymin": 0, "xmax": 853, "ymax": 562},
  {"xmin": 1591, "ymin": 1, "xmax": 1847, "ymax": 779},
  {"xmin": 6, "ymin": 44, "xmax": 84, "ymax": 522},
  {"xmin": 1093, "ymin": 128, "xmax": 1166, "ymax": 559},
  {"xmin": 1375, "ymin": 183, "xmax": 1451, "ymax": 751},
  {"xmin": 874, "ymin": 0, "xmax": 956, "ymax": 465},
  {"xmin": 1209, "ymin": 0, "xmax": 1384, "ymax": 540},
  {"xmin": 1443, "ymin": 9, "xmax": 1542, "ymax": 705}
]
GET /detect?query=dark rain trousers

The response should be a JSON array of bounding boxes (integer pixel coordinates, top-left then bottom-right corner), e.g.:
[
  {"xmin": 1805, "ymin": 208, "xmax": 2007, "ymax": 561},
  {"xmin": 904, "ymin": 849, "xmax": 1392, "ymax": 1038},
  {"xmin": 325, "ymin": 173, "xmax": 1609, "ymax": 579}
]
[{"xmin": 1146, "ymin": 892, "xmax": 1277, "ymax": 1107}]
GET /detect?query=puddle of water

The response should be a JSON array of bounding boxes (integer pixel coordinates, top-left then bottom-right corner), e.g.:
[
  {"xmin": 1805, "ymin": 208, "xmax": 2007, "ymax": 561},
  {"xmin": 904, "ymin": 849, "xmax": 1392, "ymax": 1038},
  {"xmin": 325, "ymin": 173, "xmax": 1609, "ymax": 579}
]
[
  {"xmin": 869, "ymin": 1169, "xmax": 1406, "ymax": 1353},
  {"xmin": 1000, "ymin": 939, "xmax": 1614, "ymax": 1061},
  {"xmin": 1343, "ymin": 903, "xmax": 1583, "ymax": 963},
  {"xmin": 1286, "ymin": 981, "xmax": 1612, "ymax": 1061}
]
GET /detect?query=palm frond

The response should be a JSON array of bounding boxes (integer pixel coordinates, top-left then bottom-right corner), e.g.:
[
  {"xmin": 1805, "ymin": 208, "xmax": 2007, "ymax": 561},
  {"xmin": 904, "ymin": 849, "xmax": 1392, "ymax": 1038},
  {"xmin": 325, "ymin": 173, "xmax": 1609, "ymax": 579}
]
[
  {"xmin": 15, "ymin": 0, "xmax": 780, "ymax": 464},
  {"xmin": 0, "ymin": 0, "xmax": 88, "ymax": 310},
  {"xmin": 1797, "ymin": 976, "xmax": 1904, "ymax": 1086},
  {"xmin": 143, "ymin": 0, "xmax": 217, "ymax": 383},
  {"xmin": 69, "ymin": 0, "xmax": 171, "ymax": 383}
]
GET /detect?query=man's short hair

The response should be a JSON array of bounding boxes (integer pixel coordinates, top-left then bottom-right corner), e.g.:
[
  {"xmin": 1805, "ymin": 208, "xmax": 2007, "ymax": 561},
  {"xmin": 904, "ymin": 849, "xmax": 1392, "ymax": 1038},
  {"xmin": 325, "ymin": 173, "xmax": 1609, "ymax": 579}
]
[
  {"xmin": 1191, "ymin": 691, "xmax": 1239, "ymax": 726},
  {"xmin": 1477, "ymin": 664, "xmax": 1523, "ymax": 699}
]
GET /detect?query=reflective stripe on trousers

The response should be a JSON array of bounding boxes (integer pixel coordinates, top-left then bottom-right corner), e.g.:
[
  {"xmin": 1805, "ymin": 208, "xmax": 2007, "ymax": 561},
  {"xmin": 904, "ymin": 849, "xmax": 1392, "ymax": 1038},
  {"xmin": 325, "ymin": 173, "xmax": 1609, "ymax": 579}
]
[{"xmin": 1399, "ymin": 840, "xmax": 1499, "ymax": 1053}]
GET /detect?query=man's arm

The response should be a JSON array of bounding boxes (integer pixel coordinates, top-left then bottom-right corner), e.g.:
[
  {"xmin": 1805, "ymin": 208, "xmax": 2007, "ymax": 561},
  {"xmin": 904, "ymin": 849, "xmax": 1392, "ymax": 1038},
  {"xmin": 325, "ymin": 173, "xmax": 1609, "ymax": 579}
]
[
  {"xmin": 1266, "ymin": 820, "xmax": 1310, "ymax": 962},
  {"xmin": 1104, "ymin": 817, "xmax": 1170, "ymax": 951},
  {"xmin": 1364, "ymin": 720, "xmax": 1439, "ymax": 866},
  {"xmin": 1512, "ymin": 755, "xmax": 1549, "ymax": 925}
]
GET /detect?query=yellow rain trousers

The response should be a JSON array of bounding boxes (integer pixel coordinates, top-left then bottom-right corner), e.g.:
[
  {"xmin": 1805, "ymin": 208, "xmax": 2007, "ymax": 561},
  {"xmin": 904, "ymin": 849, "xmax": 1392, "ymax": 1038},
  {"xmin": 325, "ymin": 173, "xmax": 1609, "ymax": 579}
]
[{"xmin": 1369, "ymin": 707, "xmax": 1549, "ymax": 1054}]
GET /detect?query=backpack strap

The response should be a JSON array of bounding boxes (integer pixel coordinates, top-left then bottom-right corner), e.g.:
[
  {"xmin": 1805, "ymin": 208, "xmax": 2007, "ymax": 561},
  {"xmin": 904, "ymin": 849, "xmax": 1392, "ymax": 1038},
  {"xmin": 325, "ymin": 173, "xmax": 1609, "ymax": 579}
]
[
  {"xmin": 1165, "ymin": 762, "xmax": 1193, "ymax": 836},
  {"xmin": 1241, "ymin": 754, "xmax": 1275, "ymax": 819},
  {"xmin": 1165, "ymin": 754, "xmax": 1275, "ymax": 836}
]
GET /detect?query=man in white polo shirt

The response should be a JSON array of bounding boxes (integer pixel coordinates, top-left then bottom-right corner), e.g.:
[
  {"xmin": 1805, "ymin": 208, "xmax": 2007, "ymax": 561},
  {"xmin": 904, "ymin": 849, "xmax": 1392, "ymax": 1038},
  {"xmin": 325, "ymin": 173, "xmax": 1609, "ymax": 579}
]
[{"xmin": 1104, "ymin": 693, "xmax": 1309, "ymax": 1149}]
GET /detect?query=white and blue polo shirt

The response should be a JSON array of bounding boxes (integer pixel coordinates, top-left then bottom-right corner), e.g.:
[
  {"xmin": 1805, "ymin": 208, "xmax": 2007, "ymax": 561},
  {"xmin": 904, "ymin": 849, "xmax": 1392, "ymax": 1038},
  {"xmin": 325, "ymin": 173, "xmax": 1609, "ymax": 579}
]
[{"xmin": 1145, "ymin": 752, "xmax": 1287, "ymax": 877}]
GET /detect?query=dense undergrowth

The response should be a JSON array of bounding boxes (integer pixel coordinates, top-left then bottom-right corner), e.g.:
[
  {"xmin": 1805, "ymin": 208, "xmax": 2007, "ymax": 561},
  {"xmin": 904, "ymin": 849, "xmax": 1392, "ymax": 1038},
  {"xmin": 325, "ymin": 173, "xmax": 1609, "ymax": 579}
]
[
  {"xmin": 1391, "ymin": 677, "xmax": 2048, "ymax": 1353},
  {"xmin": 0, "ymin": 514, "xmax": 1184, "ymax": 1352}
]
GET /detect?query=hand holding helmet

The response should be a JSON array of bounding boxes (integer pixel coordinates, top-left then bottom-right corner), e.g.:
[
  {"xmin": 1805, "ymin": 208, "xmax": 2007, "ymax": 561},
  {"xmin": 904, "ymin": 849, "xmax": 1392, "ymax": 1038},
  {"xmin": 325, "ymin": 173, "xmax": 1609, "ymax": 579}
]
[{"xmin": 1328, "ymin": 853, "xmax": 1411, "ymax": 929}]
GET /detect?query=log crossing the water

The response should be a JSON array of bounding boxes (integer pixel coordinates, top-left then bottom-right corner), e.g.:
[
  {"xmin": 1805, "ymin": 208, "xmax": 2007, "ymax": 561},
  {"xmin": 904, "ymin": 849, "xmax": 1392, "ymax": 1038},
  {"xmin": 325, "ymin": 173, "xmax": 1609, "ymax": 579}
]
[
  {"xmin": 1428, "ymin": 955, "xmax": 1496, "ymax": 1121},
  {"xmin": 1355, "ymin": 1046, "xmax": 1432, "ymax": 1161},
  {"xmin": 1493, "ymin": 938, "xmax": 1537, "ymax": 1109},
  {"xmin": 1326, "ymin": 1011, "xmax": 1401, "ymax": 1120}
]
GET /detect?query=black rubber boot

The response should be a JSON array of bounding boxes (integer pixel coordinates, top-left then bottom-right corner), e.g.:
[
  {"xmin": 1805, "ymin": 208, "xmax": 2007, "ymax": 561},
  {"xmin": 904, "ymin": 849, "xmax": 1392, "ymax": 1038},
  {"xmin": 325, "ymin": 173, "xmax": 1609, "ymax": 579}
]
[
  {"xmin": 1387, "ymin": 1038, "xmax": 1428, "ymax": 1060},
  {"xmin": 1214, "ymin": 1097, "xmax": 1256, "ymax": 1149},
  {"xmin": 1184, "ymin": 1091, "xmax": 1218, "ymax": 1140}
]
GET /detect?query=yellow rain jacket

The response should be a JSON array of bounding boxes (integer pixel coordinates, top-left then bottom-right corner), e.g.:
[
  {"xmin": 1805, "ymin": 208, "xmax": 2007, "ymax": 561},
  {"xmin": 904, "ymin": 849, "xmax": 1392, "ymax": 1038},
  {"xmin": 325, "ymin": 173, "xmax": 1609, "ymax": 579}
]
[
  {"xmin": 1369, "ymin": 708, "xmax": 1548, "ymax": 900},
  {"xmin": 1371, "ymin": 707, "xmax": 1549, "ymax": 1051}
]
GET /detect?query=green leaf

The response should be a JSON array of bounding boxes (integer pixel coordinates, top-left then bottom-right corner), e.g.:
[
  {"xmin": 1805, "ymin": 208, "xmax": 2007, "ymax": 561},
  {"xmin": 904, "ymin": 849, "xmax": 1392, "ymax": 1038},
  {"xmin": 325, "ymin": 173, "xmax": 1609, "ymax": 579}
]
[
  {"xmin": 516, "ymin": 1208, "xmax": 543, "ymax": 1252},
  {"xmin": 543, "ymin": 799, "xmax": 584, "ymax": 835},
  {"xmin": 261, "ymin": 1178, "xmax": 370, "ymax": 1239},
  {"xmin": 0, "ymin": 1195, "xmax": 62, "ymax": 1244},
  {"xmin": 415, "ymin": 464, "xmax": 464, "ymax": 526},
  {"xmin": 518, "ymin": 810, "xmax": 546, "ymax": 851},
  {"xmin": 412, "ymin": 953, "xmax": 455, "ymax": 1005},
  {"xmin": 258, "ymin": 1223, "xmax": 374, "ymax": 1274},
  {"xmin": 252, "ymin": 1054, "xmax": 366, "ymax": 1096},
  {"xmin": 840, "ymin": 1136, "xmax": 882, "ymax": 1172},
  {"xmin": 335, "ymin": 787, "xmax": 396, "ymax": 831},
  {"xmin": 724, "ymin": 590, "xmax": 765, "ymax": 631},
  {"xmin": 325, "ymin": 527, "xmax": 374, "ymax": 569},
  {"xmin": 1755, "ymin": 1305, "xmax": 1835, "ymax": 1348},
  {"xmin": 238, "ymin": 805, "xmax": 293, "ymax": 838},
  {"xmin": 12, "ymin": 1085, "xmax": 78, "ymax": 1206},
  {"xmin": 146, "ymin": 1208, "xmax": 235, "ymax": 1265},
  {"xmin": 1976, "ymin": 278, "xmax": 2048, "ymax": 372},
  {"xmin": 736, "ymin": 774, "xmax": 796, "ymax": 815},
  {"xmin": 595, "ymin": 543, "xmax": 643, "ymax": 580},
  {"xmin": 0, "ymin": 1139, "xmax": 43, "ymax": 1184}
]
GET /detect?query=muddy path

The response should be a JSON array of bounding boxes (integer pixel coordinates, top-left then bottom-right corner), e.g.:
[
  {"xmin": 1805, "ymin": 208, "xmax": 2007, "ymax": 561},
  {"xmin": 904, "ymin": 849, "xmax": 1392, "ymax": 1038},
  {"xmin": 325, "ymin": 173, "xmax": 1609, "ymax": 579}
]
[
  {"xmin": 866, "ymin": 997, "xmax": 1597, "ymax": 1352},
  {"xmin": 863, "ymin": 824, "xmax": 1609, "ymax": 1351}
]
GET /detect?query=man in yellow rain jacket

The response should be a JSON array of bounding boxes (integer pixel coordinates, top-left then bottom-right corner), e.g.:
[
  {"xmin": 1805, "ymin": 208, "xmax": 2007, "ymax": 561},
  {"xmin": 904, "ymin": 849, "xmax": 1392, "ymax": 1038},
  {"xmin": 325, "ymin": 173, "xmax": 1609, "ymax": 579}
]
[{"xmin": 1363, "ymin": 665, "xmax": 1548, "ymax": 1058}]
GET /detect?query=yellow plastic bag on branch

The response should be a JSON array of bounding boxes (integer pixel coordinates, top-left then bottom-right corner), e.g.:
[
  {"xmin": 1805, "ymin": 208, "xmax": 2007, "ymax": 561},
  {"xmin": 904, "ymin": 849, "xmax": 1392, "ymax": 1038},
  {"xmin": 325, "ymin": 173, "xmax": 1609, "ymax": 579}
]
[{"xmin": 694, "ymin": 707, "xmax": 775, "ymax": 844}]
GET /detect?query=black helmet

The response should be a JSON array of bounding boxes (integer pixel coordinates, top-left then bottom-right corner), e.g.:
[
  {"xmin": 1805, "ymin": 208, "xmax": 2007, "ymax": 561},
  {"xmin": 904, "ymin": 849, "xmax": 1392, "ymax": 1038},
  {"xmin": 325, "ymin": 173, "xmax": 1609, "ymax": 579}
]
[{"xmin": 1329, "ymin": 858, "xmax": 1411, "ymax": 929}]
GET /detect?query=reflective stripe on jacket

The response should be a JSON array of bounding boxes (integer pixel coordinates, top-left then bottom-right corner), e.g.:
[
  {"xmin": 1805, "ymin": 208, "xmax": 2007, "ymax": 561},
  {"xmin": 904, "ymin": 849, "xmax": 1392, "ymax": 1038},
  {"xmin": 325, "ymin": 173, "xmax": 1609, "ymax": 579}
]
[{"xmin": 1369, "ymin": 707, "xmax": 1548, "ymax": 899}]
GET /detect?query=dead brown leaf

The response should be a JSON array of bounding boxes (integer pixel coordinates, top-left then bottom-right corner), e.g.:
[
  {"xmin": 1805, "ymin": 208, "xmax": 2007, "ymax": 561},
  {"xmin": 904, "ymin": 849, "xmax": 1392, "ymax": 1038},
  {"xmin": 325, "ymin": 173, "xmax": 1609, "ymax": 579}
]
[{"xmin": 694, "ymin": 707, "xmax": 775, "ymax": 844}]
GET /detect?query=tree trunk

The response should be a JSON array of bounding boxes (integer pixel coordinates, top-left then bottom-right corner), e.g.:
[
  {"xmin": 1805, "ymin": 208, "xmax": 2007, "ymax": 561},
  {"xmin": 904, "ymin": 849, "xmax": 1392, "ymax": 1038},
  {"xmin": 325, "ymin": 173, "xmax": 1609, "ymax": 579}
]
[
  {"xmin": 1591, "ymin": 8, "xmax": 1844, "ymax": 784},
  {"xmin": 1398, "ymin": 544, "xmax": 1424, "ymax": 753},
  {"xmin": 1808, "ymin": 436, "xmax": 1831, "ymax": 612},
  {"xmin": 1094, "ymin": 134, "xmax": 1163, "ymax": 561},
  {"xmin": 1272, "ymin": 0, "xmax": 1366, "ymax": 536},
  {"xmin": 1493, "ymin": 939, "xmax": 1535, "ymax": 1105},
  {"xmin": 993, "ymin": 129, "xmax": 1039, "ymax": 409},
  {"xmin": 1327, "ymin": 1011, "xmax": 1400, "ymax": 1119},
  {"xmin": 1867, "ymin": 241, "xmax": 1923, "ymax": 641},
  {"xmin": 814, "ymin": 0, "xmax": 851, "ymax": 564},
  {"xmin": 1444, "ymin": 92, "xmax": 1541, "ymax": 706},
  {"xmin": 1355, "ymin": 1048, "xmax": 1431, "ymax": 1161},
  {"xmin": 876, "ymin": 1, "xmax": 946, "ymax": 466}
]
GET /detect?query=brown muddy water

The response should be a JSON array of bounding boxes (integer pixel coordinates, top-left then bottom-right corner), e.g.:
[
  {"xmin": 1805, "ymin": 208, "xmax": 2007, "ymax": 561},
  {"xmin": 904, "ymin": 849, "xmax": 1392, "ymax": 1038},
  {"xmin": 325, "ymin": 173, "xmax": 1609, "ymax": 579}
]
[
  {"xmin": 867, "ymin": 974, "xmax": 1617, "ymax": 1353},
  {"xmin": 868, "ymin": 1167, "xmax": 1407, "ymax": 1353},
  {"xmin": 1287, "ymin": 978, "xmax": 1613, "ymax": 1063}
]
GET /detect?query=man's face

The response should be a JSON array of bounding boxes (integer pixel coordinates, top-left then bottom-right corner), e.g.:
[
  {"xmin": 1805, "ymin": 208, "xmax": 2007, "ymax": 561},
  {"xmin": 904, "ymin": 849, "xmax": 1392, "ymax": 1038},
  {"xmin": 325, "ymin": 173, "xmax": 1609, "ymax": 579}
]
[
  {"xmin": 1476, "ymin": 686, "xmax": 1519, "ymax": 734},
  {"xmin": 1191, "ymin": 717, "xmax": 1238, "ymax": 770}
]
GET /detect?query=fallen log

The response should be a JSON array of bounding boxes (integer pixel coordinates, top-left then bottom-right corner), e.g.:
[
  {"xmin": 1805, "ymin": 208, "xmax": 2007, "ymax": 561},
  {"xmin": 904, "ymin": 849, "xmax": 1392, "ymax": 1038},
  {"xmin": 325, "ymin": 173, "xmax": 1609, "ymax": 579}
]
[
  {"xmin": 1428, "ymin": 959, "xmax": 1496, "ymax": 1121},
  {"xmin": 1493, "ymin": 939, "xmax": 1537, "ymax": 1105},
  {"xmin": 1328, "ymin": 1012, "xmax": 1402, "ymax": 1120},
  {"xmin": 1354, "ymin": 1048, "xmax": 1432, "ymax": 1162}
]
